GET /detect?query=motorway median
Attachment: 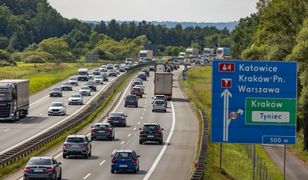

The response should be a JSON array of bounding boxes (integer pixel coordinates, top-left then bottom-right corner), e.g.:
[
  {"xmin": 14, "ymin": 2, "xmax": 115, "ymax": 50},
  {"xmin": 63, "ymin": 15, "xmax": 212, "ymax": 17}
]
[
  {"xmin": 179, "ymin": 65, "xmax": 283, "ymax": 180},
  {"xmin": 0, "ymin": 66, "xmax": 142, "ymax": 179}
]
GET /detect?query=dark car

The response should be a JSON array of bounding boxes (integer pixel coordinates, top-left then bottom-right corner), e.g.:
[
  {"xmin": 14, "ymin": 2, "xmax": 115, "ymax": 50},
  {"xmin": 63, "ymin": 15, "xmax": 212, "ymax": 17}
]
[
  {"xmin": 49, "ymin": 87, "xmax": 62, "ymax": 97},
  {"xmin": 111, "ymin": 150, "xmax": 140, "ymax": 174},
  {"xmin": 60, "ymin": 82, "xmax": 73, "ymax": 91},
  {"xmin": 107, "ymin": 112, "xmax": 127, "ymax": 127},
  {"xmin": 137, "ymin": 72, "xmax": 147, "ymax": 81},
  {"xmin": 139, "ymin": 123, "xmax": 163, "ymax": 145},
  {"xmin": 91, "ymin": 122, "xmax": 115, "ymax": 140},
  {"xmin": 119, "ymin": 67, "xmax": 126, "ymax": 72},
  {"xmin": 108, "ymin": 70, "xmax": 118, "ymax": 77},
  {"xmin": 23, "ymin": 157, "xmax": 62, "ymax": 180},
  {"xmin": 124, "ymin": 95, "xmax": 138, "ymax": 107},
  {"xmin": 85, "ymin": 81, "xmax": 97, "ymax": 92},
  {"xmin": 130, "ymin": 87, "xmax": 143, "ymax": 98},
  {"xmin": 93, "ymin": 69, "xmax": 101, "ymax": 75},
  {"xmin": 142, "ymin": 68, "xmax": 150, "ymax": 77}
]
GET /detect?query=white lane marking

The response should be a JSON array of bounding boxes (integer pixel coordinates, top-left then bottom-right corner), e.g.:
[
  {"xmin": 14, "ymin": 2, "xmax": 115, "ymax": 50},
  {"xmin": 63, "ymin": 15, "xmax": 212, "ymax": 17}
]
[
  {"xmin": 128, "ymin": 133, "xmax": 131, "ymax": 137},
  {"xmin": 121, "ymin": 141, "xmax": 125, "ymax": 145},
  {"xmin": 54, "ymin": 152, "xmax": 62, "ymax": 159},
  {"xmin": 99, "ymin": 160, "xmax": 106, "ymax": 166},
  {"xmin": 3, "ymin": 128, "xmax": 9, "ymax": 132},
  {"xmin": 113, "ymin": 78, "xmax": 131, "ymax": 111},
  {"xmin": 83, "ymin": 173, "xmax": 91, "ymax": 180},
  {"xmin": 143, "ymin": 101, "xmax": 176, "ymax": 180},
  {"xmin": 140, "ymin": 117, "xmax": 143, "ymax": 120},
  {"xmin": 30, "ymin": 96, "xmax": 49, "ymax": 107},
  {"xmin": 143, "ymin": 108, "xmax": 146, "ymax": 111},
  {"xmin": 133, "ymin": 127, "xmax": 137, "ymax": 131},
  {"xmin": 0, "ymin": 76, "xmax": 120, "ymax": 155},
  {"xmin": 137, "ymin": 121, "xmax": 140, "ymax": 125}
]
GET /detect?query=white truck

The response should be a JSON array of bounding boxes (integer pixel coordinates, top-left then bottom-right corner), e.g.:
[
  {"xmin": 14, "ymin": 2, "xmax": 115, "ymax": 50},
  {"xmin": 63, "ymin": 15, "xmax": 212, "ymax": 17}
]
[
  {"xmin": 154, "ymin": 72, "xmax": 173, "ymax": 100},
  {"xmin": 185, "ymin": 48, "xmax": 199, "ymax": 58},
  {"xmin": 216, "ymin": 47, "xmax": 231, "ymax": 60},
  {"xmin": 139, "ymin": 50, "xmax": 153, "ymax": 63},
  {"xmin": 77, "ymin": 68, "xmax": 89, "ymax": 81},
  {"xmin": 0, "ymin": 79, "xmax": 29, "ymax": 121}
]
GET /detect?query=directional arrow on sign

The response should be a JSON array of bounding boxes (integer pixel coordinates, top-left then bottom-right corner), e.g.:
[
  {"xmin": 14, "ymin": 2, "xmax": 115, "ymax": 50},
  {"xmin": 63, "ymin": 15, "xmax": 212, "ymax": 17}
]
[{"xmin": 221, "ymin": 89, "xmax": 232, "ymax": 142}]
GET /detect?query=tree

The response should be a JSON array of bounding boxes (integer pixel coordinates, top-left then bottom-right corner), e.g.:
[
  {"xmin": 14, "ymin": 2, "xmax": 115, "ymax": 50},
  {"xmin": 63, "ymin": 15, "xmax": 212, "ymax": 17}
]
[{"xmin": 38, "ymin": 37, "xmax": 73, "ymax": 61}]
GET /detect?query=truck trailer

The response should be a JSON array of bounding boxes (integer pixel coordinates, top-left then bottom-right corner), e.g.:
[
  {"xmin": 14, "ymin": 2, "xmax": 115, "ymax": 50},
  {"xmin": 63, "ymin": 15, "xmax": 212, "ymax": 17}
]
[
  {"xmin": 138, "ymin": 50, "xmax": 153, "ymax": 63},
  {"xmin": 0, "ymin": 79, "xmax": 29, "ymax": 121},
  {"xmin": 154, "ymin": 72, "xmax": 173, "ymax": 100}
]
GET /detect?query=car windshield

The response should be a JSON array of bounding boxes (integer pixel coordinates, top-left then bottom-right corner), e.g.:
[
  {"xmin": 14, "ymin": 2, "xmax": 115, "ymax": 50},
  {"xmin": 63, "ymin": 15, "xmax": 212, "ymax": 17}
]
[
  {"xmin": 156, "ymin": 96, "xmax": 165, "ymax": 99},
  {"xmin": 144, "ymin": 125, "xmax": 159, "ymax": 131},
  {"xmin": 81, "ymin": 87, "xmax": 89, "ymax": 90},
  {"xmin": 66, "ymin": 137, "xmax": 85, "ymax": 143},
  {"xmin": 114, "ymin": 152, "xmax": 132, "ymax": 159},
  {"xmin": 52, "ymin": 88, "xmax": 61, "ymax": 91},
  {"xmin": 155, "ymin": 101, "xmax": 165, "ymax": 105},
  {"xmin": 95, "ymin": 124, "xmax": 109, "ymax": 129},
  {"xmin": 0, "ymin": 91, "xmax": 11, "ymax": 101},
  {"xmin": 126, "ymin": 95, "xmax": 136, "ymax": 100},
  {"xmin": 95, "ymin": 76, "xmax": 102, "ymax": 79},
  {"xmin": 51, "ymin": 103, "xmax": 63, "ymax": 107},
  {"xmin": 71, "ymin": 94, "xmax": 81, "ymax": 97},
  {"xmin": 70, "ymin": 77, "xmax": 77, "ymax": 81},
  {"xmin": 27, "ymin": 158, "xmax": 52, "ymax": 166},
  {"xmin": 63, "ymin": 83, "xmax": 71, "ymax": 86},
  {"xmin": 110, "ymin": 112, "xmax": 124, "ymax": 117}
]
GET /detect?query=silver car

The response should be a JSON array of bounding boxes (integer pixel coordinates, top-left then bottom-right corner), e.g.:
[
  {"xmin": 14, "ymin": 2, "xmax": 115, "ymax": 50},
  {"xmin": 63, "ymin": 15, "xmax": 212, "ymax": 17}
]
[
  {"xmin": 79, "ymin": 86, "xmax": 91, "ymax": 96},
  {"xmin": 69, "ymin": 76, "xmax": 78, "ymax": 86},
  {"xmin": 68, "ymin": 93, "xmax": 83, "ymax": 105},
  {"xmin": 63, "ymin": 135, "xmax": 92, "ymax": 159},
  {"xmin": 48, "ymin": 102, "xmax": 66, "ymax": 116},
  {"xmin": 152, "ymin": 100, "xmax": 166, "ymax": 112},
  {"xmin": 94, "ymin": 76, "xmax": 104, "ymax": 84},
  {"xmin": 23, "ymin": 157, "xmax": 62, "ymax": 180}
]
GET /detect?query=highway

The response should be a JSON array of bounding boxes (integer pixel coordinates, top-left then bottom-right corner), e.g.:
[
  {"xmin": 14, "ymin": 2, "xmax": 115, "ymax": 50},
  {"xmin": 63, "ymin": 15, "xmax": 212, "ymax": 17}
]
[
  {"xmin": 0, "ymin": 70, "xmax": 124, "ymax": 154},
  {"xmin": 8, "ymin": 67, "xmax": 199, "ymax": 180},
  {"xmin": 53, "ymin": 68, "xmax": 198, "ymax": 180}
]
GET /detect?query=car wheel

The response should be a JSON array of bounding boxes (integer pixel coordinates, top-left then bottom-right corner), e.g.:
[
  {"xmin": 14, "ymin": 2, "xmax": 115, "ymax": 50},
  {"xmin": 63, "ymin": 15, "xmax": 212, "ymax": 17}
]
[
  {"xmin": 84, "ymin": 154, "xmax": 88, "ymax": 159},
  {"xmin": 68, "ymin": 103, "xmax": 71, "ymax": 105},
  {"xmin": 111, "ymin": 169, "xmax": 115, "ymax": 174},
  {"xmin": 133, "ymin": 168, "xmax": 137, "ymax": 174},
  {"xmin": 124, "ymin": 104, "xmax": 127, "ymax": 107},
  {"xmin": 164, "ymin": 110, "xmax": 167, "ymax": 112},
  {"xmin": 136, "ymin": 105, "xmax": 138, "ymax": 108},
  {"xmin": 123, "ymin": 124, "xmax": 126, "ymax": 127},
  {"xmin": 63, "ymin": 154, "xmax": 67, "ymax": 159},
  {"xmin": 139, "ymin": 140, "xmax": 143, "ymax": 144},
  {"xmin": 159, "ymin": 140, "xmax": 163, "ymax": 145},
  {"xmin": 152, "ymin": 109, "xmax": 154, "ymax": 112},
  {"xmin": 89, "ymin": 151, "xmax": 92, "ymax": 157}
]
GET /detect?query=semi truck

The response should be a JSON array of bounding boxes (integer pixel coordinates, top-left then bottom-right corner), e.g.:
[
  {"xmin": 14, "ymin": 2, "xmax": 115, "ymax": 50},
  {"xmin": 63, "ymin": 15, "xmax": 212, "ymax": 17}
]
[
  {"xmin": 154, "ymin": 72, "xmax": 173, "ymax": 100},
  {"xmin": 0, "ymin": 79, "xmax": 29, "ymax": 121},
  {"xmin": 203, "ymin": 48, "xmax": 215, "ymax": 57},
  {"xmin": 185, "ymin": 48, "xmax": 199, "ymax": 58},
  {"xmin": 138, "ymin": 50, "xmax": 153, "ymax": 63},
  {"xmin": 216, "ymin": 47, "xmax": 231, "ymax": 60},
  {"xmin": 77, "ymin": 68, "xmax": 89, "ymax": 81}
]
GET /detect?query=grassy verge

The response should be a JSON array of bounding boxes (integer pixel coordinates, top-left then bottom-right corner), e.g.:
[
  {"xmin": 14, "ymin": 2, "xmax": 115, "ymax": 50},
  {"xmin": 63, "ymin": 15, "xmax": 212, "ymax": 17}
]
[
  {"xmin": 0, "ymin": 62, "xmax": 98, "ymax": 94},
  {"xmin": 179, "ymin": 66, "xmax": 282, "ymax": 180},
  {"xmin": 0, "ymin": 68, "xmax": 140, "ymax": 179},
  {"xmin": 288, "ymin": 130, "xmax": 308, "ymax": 163}
]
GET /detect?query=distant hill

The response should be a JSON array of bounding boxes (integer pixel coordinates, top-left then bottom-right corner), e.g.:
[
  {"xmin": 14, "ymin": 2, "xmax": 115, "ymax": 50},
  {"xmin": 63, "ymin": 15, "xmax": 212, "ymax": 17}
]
[{"xmin": 85, "ymin": 21, "xmax": 238, "ymax": 31}]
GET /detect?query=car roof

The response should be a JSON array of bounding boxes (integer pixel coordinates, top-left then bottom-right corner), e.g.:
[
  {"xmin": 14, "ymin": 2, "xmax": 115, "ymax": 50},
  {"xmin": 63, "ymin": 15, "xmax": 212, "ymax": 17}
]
[
  {"xmin": 94, "ymin": 122, "xmax": 111, "ymax": 126},
  {"xmin": 67, "ymin": 134, "xmax": 86, "ymax": 138},
  {"xmin": 144, "ymin": 123, "xmax": 160, "ymax": 126},
  {"xmin": 71, "ymin": 93, "xmax": 81, "ymax": 96},
  {"xmin": 30, "ymin": 156, "xmax": 52, "ymax": 160},
  {"xmin": 51, "ymin": 101, "xmax": 63, "ymax": 104},
  {"xmin": 114, "ymin": 149, "xmax": 134, "ymax": 153}
]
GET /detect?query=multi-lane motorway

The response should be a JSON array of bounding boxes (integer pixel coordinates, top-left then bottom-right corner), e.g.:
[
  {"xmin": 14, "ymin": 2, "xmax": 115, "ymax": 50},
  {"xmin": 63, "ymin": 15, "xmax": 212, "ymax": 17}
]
[
  {"xmin": 0, "ymin": 72, "xmax": 123, "ymax": 154},
  {"xmin": 5, "ymin": 67, "xmax": 199, "ymax": 180}
]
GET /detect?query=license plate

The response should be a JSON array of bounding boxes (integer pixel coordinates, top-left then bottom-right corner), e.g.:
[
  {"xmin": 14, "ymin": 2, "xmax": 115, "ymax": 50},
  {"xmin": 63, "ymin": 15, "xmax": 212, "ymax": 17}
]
[
  {"xmin": 147, "ymin": 135, "xmax": 154, "ymax": 138},
  {"xmin": 113, "ymin": 121, "xmax": 119, "ymax": 123},
  {"xmin": 98, "ymin": 131, "xmax": 105, "ymax": 133},
  {"xmin": 119, "ymin": 164, "xmax": 128, "ymax": 167},
  {"xmin": 34, "ymin": 169, "xmax": 43, "ymax": 172}
]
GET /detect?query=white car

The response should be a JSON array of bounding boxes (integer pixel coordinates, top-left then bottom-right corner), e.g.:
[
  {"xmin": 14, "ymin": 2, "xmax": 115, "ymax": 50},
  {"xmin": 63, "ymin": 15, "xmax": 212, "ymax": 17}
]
[
  {"xmin": 69, "ymin": 76, "xmax": 78, "ymax": 86},
  {"xmin": 68, "ymin": 93, "xmax": 83, "ymax": 105},
  {"xmin": 48, "ymin": 102, "xmax": 66, "ymax": 116},
  {"xmin": 94, "ymin": 76, "xmax": 104, "ymax": 84},
  {"xmin": 152, "ymin": 100, "xmax": 166, "ymax": 112},
  {"xmin": 79, "ymin": 86, "xmax": 91, "ymax": 96}
]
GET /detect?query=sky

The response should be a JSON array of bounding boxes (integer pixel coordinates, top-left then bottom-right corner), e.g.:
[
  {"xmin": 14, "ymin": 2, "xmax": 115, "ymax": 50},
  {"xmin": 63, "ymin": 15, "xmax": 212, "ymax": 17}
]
[{"xmin": 48, "ymin": 0, "xmax": 259, "ymax": 22}]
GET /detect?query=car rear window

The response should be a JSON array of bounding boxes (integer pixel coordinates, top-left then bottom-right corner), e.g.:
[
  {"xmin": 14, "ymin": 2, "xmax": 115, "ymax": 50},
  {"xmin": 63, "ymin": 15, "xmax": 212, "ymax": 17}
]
[
  {"xmin": 110, "ymin": 112, "xmax": 123, "ymax": 117},
  {"xmin": 95, "ymin": 125, "xmax": 109, "ymax": 129},
  {"xmin": 28, "ymin": 158, "xmax": 52, "ymax": 165},
  {"xmin": 155, "ymin": 101, "xmax": 164, "ymax": 105},
  {"xmin": 114, "ymin": 152, "xmax": 132, "ymax": 159},
  {"xmin": 126, "ymin": 96, "xmax": 136, "ymax": 100},
  {"xmin": 144, "ymin": 125, "xmax": 159, "ymax": 131},
  {"xmin": 66, "ymin": 137, "xmax": 85, "ymax": 143}
]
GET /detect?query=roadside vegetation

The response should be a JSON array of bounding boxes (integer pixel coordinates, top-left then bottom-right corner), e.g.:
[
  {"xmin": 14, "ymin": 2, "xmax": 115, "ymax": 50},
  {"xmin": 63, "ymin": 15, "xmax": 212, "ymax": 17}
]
[
  {"xmin": 0, "ymin": 62, "xmax": 98, "ymax": 94},
  {"xmin": 180, "ymin": 66, "xmax": 283, "ymax": 179}
]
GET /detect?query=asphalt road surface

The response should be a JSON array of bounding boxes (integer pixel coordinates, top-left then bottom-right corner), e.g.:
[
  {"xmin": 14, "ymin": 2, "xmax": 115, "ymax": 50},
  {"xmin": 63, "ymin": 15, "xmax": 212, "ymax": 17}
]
[{"xmin": 0, "ymin": 70, "xmax": 124, "ymax": 155}]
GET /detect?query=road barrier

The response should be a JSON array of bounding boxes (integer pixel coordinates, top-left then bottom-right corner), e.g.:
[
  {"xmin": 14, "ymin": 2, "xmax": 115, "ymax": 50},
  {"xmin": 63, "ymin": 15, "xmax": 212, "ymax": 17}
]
[
  {"xmin": 190, "ymin": 110, "xmax": 208, "ymax": 180},
  {"xmin": 0, "ymin": 64, "xmax": 146, "ymax": 167}
]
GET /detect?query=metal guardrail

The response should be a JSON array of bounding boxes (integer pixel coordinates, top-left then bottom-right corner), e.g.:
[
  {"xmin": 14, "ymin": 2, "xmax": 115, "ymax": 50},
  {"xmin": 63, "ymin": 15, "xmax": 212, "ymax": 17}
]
[
  {"xmin": 0, "ymin": 64, "xmax": 145, "ymax": 167},
  {"xmin": 190, "ymin": 110, "xmax": 208, "ymax": 180}
]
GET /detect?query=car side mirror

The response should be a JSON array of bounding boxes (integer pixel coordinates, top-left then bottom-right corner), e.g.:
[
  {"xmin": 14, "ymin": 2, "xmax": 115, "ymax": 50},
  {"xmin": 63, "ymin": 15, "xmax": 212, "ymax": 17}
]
[
  {"xmin": 139, "ymin": 128, "xmax": 142, "ymax": 130},
  {"xmin": 125, "ymin": 115, "xmax": 128, "ymax": 117},
  {"xmin": 161, "ymin": 128, "xmax": 164, "ymax": 130},
  {"xmin": 137, "ymin": 155, "xmax": 140, "ymax": 158},
  {"xmin": 58, "ymin": 162, "xmax": 62, "ymax": 165}
]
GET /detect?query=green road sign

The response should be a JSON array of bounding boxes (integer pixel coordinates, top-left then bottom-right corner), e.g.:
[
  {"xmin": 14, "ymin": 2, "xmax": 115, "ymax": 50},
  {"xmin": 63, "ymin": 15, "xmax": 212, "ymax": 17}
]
[{"xmin": 245, "ymin": 98, "xmax": 296, "ymax": 125}]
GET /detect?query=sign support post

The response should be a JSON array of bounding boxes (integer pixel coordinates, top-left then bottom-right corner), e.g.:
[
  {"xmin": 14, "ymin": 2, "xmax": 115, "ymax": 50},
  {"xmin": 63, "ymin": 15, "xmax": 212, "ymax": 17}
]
[
  {"xmin": 219, "ymin": 143, "xmax": 222, "ymax": 169},
  {"xmin": 284, "ymin": 144, "xmax": 286, "ymax": 180}
]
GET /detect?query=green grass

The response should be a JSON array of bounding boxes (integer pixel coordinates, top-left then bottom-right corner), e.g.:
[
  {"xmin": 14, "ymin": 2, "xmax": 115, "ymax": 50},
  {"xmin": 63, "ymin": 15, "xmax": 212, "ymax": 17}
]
[
  {"xmin": 288, "ymin": 130, "xmax": 308, "ymax": 163},
  {"xmin": 0, "ymin": 68, "xmax": 140, "ymax": 179},
  {"xmin": 179, "ymin": 66, "xmax": 283, "ymax": 180},
  {"xmin": 0, "ymin": 62, "xmax": 98, "ymax": 94}
]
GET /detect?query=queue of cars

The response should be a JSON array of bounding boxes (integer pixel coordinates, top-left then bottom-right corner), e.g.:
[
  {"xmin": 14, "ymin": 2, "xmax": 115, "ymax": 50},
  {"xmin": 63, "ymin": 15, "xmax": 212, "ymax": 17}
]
[{"xmin": 24, "ymin": 64, "xmax": 172, "ymax": 178}]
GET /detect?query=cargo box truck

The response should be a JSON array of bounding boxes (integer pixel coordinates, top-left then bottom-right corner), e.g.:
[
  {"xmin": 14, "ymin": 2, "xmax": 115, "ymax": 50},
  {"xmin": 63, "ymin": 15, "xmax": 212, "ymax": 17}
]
[
  {"xmin": 0, "ymin": 79, "xmax": 29, "ymax": 121},
  {"xmin": 154, "ymin": 72, "xmax": 173, "ymax": 100}
]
